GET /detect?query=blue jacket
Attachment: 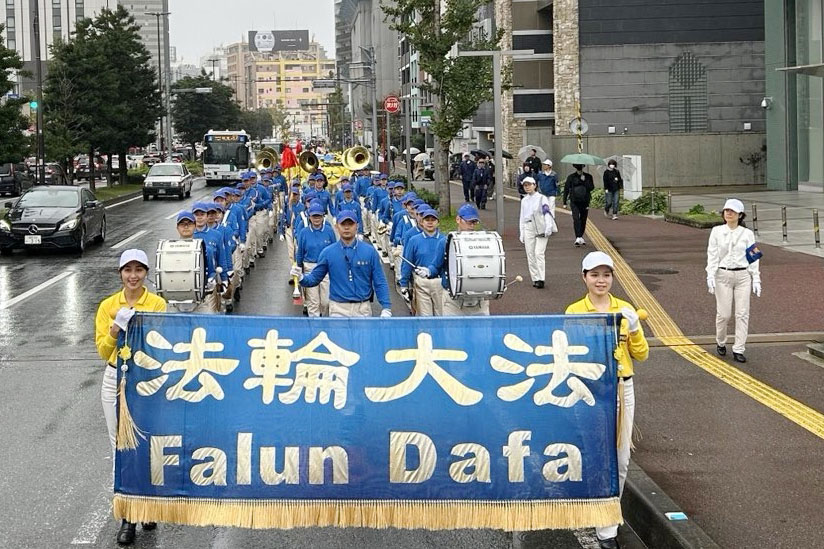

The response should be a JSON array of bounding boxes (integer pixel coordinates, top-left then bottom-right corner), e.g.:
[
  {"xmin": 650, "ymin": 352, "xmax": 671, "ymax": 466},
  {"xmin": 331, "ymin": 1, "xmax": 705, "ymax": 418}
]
[
  {"xmin": 459, "ymin": 159, "xmax": 476, "ymax": 183},
  {"xmin": 335, "ymin": 199, "xmax": 363, "ymax": 233},
  {"xmin": 194, "ymin": 226, "xmax": 231, "ymax": 280},
  {"xmin": 537, "ymin": 171, "xmax": 559, "ymax": 197},
  {"xmin": 378, "ymin": 196, "xmax": 393, "ymax": 224},
  {"xmin": 301, "ymin": 240, "xmax": 391, "ymax": 309},
  {"xmin": 312, "ymin": 189, "xmax": 333, "ymax": 215},
  {"xmin": 390, "ymin": 211, "xmax": 414, "ymax": 245},
  {"xmin": 400, "ymin": 230, "xmax": 445, "ymax": 288},
  {"xmin": 296, "ymin": 223, "xmax": 336, "ymax": 266},
  {"xmin": 370, "ymin": 187, "xmax": 388, "ymax": 212},
  {"xmin": 226, "ymin": 202, "xmax": 247, "ymax": 243},
  {"xmin": 214, "ymin": 222, "xmax": 236, "ymax": 257},
  {"xmin": 402, "ymin": 225, "xmax": 421, "ymax": 248},
  {"xmin": 355, "ymin": 176, "xmax": 371, "ymax": 198},
  {"xmin": 292, "ymin": 209, "xmax": 311, "ymax": 240},
  {"xmin": 272, "ymin": 175, "xmax": 287, "ymax": 193}
]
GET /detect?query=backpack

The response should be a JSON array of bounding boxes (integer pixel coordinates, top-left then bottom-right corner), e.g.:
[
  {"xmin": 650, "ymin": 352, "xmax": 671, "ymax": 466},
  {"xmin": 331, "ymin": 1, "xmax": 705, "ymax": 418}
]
[{"xmin": 571, "ymin": 179, "xmax": 588, "ymax": 203}]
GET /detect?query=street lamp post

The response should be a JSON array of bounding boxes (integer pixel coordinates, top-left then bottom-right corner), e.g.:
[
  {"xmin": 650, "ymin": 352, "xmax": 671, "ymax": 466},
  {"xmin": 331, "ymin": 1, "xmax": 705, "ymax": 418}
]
[
  {"xmin": 146, "ymin": 11, "xmax": 170, "ymax": 159},
  {"xmin": 31, "ymin": 0, "xmax": 46, "ymax": 184},
  {"xmin": 457, "ymin": 49, "xmax": 534, "ymax": 232}
]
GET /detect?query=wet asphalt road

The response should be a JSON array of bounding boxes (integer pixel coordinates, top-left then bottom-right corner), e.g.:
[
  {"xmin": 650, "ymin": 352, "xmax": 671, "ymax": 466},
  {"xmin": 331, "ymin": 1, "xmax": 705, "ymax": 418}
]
[{"xmin": 0, "ymin": 178, "xmax": 625, "ymax": 549}]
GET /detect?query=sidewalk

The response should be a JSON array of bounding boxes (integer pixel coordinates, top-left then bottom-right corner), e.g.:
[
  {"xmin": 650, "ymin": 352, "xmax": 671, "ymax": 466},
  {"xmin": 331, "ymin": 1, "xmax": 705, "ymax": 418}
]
[
  {"xmin": 436, "ymin": 179, "xmax": 824, "ymax": 548},
  {"xmin": 669, "ymin": 188, "xmax": 824, "ymax": 257}
]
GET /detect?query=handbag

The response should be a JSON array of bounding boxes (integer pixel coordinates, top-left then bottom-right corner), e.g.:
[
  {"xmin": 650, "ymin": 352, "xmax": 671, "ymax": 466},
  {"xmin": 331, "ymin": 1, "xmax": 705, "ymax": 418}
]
[{"xmin": 531, "ymin": 199, "xmax": 558, "ymax": 236}]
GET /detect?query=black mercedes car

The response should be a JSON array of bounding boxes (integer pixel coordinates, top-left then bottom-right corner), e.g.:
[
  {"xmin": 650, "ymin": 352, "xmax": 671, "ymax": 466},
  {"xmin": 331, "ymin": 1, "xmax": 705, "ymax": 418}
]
[{"xmin": 0, "ymin": 186, "xmax": 106, "ymax": 254}]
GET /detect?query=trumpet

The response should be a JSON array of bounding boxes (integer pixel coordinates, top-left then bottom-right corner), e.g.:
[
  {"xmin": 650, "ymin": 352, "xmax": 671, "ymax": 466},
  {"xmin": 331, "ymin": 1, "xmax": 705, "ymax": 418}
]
[{"xmin": 255, "ymin": 147, "xmax": 279, "ymax": 171}]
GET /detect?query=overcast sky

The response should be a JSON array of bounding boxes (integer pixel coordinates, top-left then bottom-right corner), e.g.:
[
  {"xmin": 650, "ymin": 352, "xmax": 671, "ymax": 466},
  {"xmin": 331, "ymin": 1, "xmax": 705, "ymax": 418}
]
[{"xmin": 168, "ymin": 0, "xmax": 336, "ymax": 64}]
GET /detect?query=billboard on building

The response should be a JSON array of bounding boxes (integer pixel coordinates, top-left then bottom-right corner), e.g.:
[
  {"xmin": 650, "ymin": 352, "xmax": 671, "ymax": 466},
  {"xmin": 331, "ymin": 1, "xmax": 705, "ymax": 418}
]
[{"xmin": 248, "ymin": 30, "xmax": 310, "ymax": 52}]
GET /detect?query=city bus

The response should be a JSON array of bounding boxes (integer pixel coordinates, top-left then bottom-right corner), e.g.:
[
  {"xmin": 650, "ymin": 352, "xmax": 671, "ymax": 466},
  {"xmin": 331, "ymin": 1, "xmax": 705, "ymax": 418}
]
[{"xmin": 202, "ymin": 130, "xmax": 251, "ymax": 186}]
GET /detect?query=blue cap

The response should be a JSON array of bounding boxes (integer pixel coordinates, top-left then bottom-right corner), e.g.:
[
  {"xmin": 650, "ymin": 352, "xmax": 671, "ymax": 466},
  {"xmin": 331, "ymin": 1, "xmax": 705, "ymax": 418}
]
[
  {"xmin": 231, "ymin": 188, "xmax": 243, "ymax": 196},
  {"xmin": 457, "ymin": 204, "xmax": 480, "ymax": 221},
  {"xmin": 415, "ymin": 203, "xmax": 430, "ymax": 213},
  {"xmin": 412, "ymin": 198, "xmax": 425, "ymax": 207},
  {"xmin": 422, "ymin": 208, "xmax": 439, "ymax": 219},
  {"xmin": 303, "ymin": 190, "xmax": 317, "ymax": 202},
  {"xmin": 402, "ymin": 193, "xmax": 416, "ymax": 203},
  {"xmin": 274, "ymin": 164, "xmax": 282, "ymax": 171},
  {"xmin": 176, "ymin": 211, "xmax": 195, "ymax": 224},
  {"xmin": 309, "ymin": 173, "xmax": 322, "ymax": 181},
  {"xmin": 212, "ymin": 189, "xmax": 226, "ymax": 199},
  {"xmin": 206, "ymin": 202, "xmax": 220, "ymax": 212},
  {"xmin": 386, "ymin": 181, "xmax": 396, "ymax": 189},
  {"xmin": 192, "ymin": 202, "xmax": 208, "ymax": 213},
  {"xmin": 340, "ymin": 175, "xmax": 350, "ymax": 181},
  {"xmin": 342, "ymin": 183, "xmax": 353, "ymax": 191},
  {"xmin": 235, "ymin": 182, "xmax": 245, "ymax": 189},
  {"xmin": 372, "ymin": 174, "xmax": 381, "ymax": 180},
  {"xmin": 380, "ymin": 173, "xmax": 388, "ymax": 179},
  {"xmin": 336, "ymin": 209, "xmax": 358, "ymax": 224},
  {"xmin": 307, "ymin": 200, "xmax": 325, "ymax": 216},
  {"xmin": 290, "ymin": 184, "xmax": 301, "ymax": 193}
]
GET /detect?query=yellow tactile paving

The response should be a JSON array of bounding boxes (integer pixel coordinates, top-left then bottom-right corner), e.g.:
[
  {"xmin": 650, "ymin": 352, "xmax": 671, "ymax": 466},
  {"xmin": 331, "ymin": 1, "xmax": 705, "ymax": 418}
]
[{"xmin": 585, "ymin": 221, "xmax": 824, "ymax": 440}]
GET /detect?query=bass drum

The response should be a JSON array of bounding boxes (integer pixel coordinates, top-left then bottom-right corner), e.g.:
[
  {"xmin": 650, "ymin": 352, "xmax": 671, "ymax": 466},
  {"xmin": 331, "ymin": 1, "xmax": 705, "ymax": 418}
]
[
  {"xmin": 155, "ymin": 239, "xmax": 206, "ymax": 303},
  {"xmin": 446, "ymin": 231, "xmax": 506, "ymax": 300}
]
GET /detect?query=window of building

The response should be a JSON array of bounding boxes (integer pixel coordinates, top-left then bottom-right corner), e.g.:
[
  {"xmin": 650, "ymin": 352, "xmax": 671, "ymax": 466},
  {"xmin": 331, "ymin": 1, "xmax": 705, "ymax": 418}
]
[
  {"xmin": 795, "ymin": 0, "xmax": 824, "ymax": 186},
  {"xmin": 668, "ymin": 51, "xmax": 708, "ymax": 133},
  {"xmin": 302, "ymin": 87, "xmax": 309, "ymax": 93},
  {"xmin": 75, "ymin": 0, "xmax": 84, "ymax": 22}
]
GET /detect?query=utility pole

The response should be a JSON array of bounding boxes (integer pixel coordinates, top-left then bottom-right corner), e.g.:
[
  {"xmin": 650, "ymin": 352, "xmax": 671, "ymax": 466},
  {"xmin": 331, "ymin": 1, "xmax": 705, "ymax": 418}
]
[
  {"xmin": 31, "ymin": 0, "xmax": 46, "ymax": 184},
  {"xmin": 403, "ymin": 95, "xmax": 412, "ymax": 182}
]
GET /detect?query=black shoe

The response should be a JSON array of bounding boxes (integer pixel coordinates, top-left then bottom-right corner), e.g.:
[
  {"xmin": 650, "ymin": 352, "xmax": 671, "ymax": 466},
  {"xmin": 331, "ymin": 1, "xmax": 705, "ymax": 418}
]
[
  {"xmin": 535, "ymin": 281, "xmax": 544, "ymax": 289},
  {"xmin": 116, "ymin": 520, "xmax": 136, "ymax": 545},
  {"xmin": 258, "ymin": 251, "xmax": 265, "ymax": 258},
  {"xmin": 532, "ymin": 281, "xmax": 538, "ymax": 287},
  {"xmin": 288, "ymin": 278, "xmax": 294, "ymax": 286},
  {"xmin": 716, "ymin": 345, "xmax": 726, "ymax": 356},
  {"xmin": 598, "ymin": 538, "xmax": 619, "ymax": 549},
  {"xmin": 733, "ymin": 352, "xmax": 747, "ymax": 363},
  {"xmin": 263, "ymin": 244, "xmax": 267, "ymax": 251},
  {"xmin": 234, "ymin": 288, "xmax": 241, "ymax": 302},
  {"xmin": 141, "ymin": 522, "xmax": 157, "ymax": 531}
]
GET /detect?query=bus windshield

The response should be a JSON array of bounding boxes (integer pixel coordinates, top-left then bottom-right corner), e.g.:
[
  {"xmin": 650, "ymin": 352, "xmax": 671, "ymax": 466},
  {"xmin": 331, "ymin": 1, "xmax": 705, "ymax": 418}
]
[{"xmin": 203, "ymin": 142, "xmax": 250, "ymax": 168}]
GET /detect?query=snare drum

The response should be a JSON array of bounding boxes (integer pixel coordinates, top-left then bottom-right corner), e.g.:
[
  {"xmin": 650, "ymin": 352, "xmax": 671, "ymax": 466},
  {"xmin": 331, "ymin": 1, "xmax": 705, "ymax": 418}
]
[
  {"xmin": 445, "ymin": 231, "xmax": 506, "ymax": 299},
  {"xmin": 155, "ymin": 239, "xmax": 206, "ymax": 303}
]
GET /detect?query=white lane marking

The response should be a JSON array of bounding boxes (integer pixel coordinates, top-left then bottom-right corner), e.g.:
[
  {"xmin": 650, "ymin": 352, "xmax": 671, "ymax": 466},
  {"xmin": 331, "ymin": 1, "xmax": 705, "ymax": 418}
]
[
  {"xmin": 104, "ymin": 195, "xmax": 143, "ymax": 210},
  {"xmin": 1, "ymin": 271, "xmax": 73, "ymax": 310},
  {"xmin": 165, "ymin": 209, "xmax": 183, "ymax": 220},
  {"xmin": 110, "ymin": 229, "xmax": 149, "ymax": 249},
  {"xmin": 70, "ymin": 491, "xmax": 111, "ymax": 545}
]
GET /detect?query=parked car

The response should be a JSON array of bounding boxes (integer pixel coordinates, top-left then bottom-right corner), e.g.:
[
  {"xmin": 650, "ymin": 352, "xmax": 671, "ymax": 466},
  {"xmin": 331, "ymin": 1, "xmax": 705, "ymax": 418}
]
[
  {"xmin": 0, "ymin": 162, "xmax": 34, "ymax": 196},
  {"xmin": 74, "ymin": 155, "xmax": 105, "ymax": 180},
  {"xmin": 143, "ymin": 162, "xmax": 194, "ymax": 201},
  {"xmin": 0, "ymin": 186, "xmax": 106, "ymax": 254},
  {"xmin": 141, "ymin": 154, "xmax": 162, "ymax": 167},
  {"xmin": 34, "ymin": 163, "xmax": 69, "ymax": 186},
  {"xmin": 126, "ymin": 154, "xmax": 144, "ymax": 170}
]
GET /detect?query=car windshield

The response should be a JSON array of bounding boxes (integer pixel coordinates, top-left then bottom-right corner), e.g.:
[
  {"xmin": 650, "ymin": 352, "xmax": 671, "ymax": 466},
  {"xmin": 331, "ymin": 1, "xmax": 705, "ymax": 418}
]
[
  {"xmin": 17, "ymin": 189, "xmax": 79, "ymax": 208},
  {"xmin": 0, "ymin": 163, "xmax": 12, "ymax": 175},
  {"xmin": 148, "ymin": 165, "xmax": 183, "ymax": 176}
]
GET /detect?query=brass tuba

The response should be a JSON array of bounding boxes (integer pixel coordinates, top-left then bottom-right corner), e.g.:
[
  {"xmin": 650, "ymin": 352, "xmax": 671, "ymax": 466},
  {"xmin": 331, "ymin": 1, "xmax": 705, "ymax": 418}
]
[
  {"xmin": 298, "ymin": 150, "xmax": 319, "ymax": 173},
  {"xmin": 342, "ymin": 146, "xmax": 371, "ymax": 171},
  {"xmin": 255, "ymin": 147, "xmax": 279, "ymax": 171}
]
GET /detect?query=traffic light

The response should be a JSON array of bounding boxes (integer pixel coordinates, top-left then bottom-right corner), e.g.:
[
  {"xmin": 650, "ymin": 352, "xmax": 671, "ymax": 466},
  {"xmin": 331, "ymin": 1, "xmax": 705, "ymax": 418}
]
[{"xmin": 29, "ymin": 100, "xmax": 38, "ymax": 110}]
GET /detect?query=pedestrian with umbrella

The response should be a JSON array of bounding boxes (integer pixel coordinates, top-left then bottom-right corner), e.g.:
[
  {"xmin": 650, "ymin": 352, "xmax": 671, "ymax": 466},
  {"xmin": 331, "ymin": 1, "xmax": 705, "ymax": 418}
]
[{"xmin": 561, "ymin": 153, "xmax": 603, "ymax": 246}]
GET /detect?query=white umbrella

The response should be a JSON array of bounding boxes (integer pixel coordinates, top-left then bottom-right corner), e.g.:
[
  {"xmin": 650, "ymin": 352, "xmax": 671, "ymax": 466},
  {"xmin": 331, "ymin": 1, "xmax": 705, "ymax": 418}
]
[
  {"xmin": 518, "ymin": 145, "xmax": 547, "ymax": 162},
  {"xmin": 403, "ymin": 148, "xmax": 421, "ymax": 156},
  {"xmin": 413, "ymin": 152, "xmax": 430, "ymax": 162},
  {"xmin": 390, "ymin": 145, "xmax": 398, "ymax": 153},
  {"xmin": 596, "ymin": 155, "xmax": 637, "ymax": 182}
]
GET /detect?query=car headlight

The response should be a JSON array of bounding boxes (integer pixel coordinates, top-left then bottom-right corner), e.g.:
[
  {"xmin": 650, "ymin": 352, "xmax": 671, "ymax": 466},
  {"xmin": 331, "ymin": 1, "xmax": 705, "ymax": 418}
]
[
  {"xmin": 145, "ymin": 181, "xmax": 153, "ymax": 187},
  {"xmin": 58, "ymin": 217, "xmax": 80, "ymax": 231},
  {"xmin": 0, "ymin": 220, "xmax": 10, "ymax": 232}
]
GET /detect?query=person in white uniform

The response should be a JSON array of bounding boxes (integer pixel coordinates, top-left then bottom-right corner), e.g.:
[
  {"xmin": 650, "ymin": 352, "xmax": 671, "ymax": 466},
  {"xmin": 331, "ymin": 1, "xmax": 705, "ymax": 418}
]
[
  {"xmin": 706, "ymin": 198, "xmax": 762, "ymax": 363},
  {"xmin": 518, "ymin": 176, "xmax": 556, "ymax": 288}
]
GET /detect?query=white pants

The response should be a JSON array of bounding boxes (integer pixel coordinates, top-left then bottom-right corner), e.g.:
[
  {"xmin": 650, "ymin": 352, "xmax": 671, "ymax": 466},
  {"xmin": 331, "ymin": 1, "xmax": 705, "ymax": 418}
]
[
  {"xmin": 413, "ymin": 275, "xmax": 443, "ymax": 316},
  {"xmin": 329, "ymin": 300, "xmax": 371, "ymax": 317},
  {"xmin": 303, "ymin": 261, "xmax": 329, "ymax": 317},
  {"xmin": 714, "ymin": 269, "xmax": 751, "ymax": 353},
  {"xmin": 101, "ymin": 366, "xmax": 118, "ymax": 458},
  {"xmin": 442, "ymin": 294, "xmax": 490, "ymax": 316},
  {"xmin": 254, "ymin": 210, "xmax": 268, "ymax": 252},
  {"xmin": 596, "ymin": 378, "xmax": 635, "ymax": 541},
  {"xmin": 246, "ymin": 215, "xmax": 258, "ymax": 263},
  {"xmin": 524, "ymin": 222, "xmax": 548, "ymax": 282},
  {"xmin": 286, "ymin": 227, "xmax": 296, "ymax": 264},
  {"xmin": 232, "ymin": 245, "xmax": 244, "ymax": 285},
  {"xmin": 393, "ymin": 246, "xmax": 404, "ymax": 283}
]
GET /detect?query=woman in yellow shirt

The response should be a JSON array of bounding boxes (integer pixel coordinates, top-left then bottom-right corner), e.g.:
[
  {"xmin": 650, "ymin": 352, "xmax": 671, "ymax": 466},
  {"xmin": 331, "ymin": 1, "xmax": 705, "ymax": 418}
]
[
  {"xmin": 565, "ymin": 251, "xmax": 648, "ymax": 549},
  {"xmin": 94, "ymin": 249, "xmax": 166, "ymax": 545}
]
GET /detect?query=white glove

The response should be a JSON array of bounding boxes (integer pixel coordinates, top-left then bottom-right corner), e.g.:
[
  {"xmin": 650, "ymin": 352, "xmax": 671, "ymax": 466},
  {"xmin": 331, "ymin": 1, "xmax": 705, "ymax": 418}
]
[
  {"xmin": 240, "ymin": 243, "xmax": 246, "ymax": 252},
  {"xmin": 380, "ymin": 308, "xmax": 392, "ymax": 318},
  {"xmin": 114, "ymin": 307, "xmax": 135, "ymax": 331},
  {"xmin": 544, "ymin": 232, "xmax": 552, "ymax": 238},
  {"xmin": 753, "ymin": 281, "xmax": 761, "ymax": 297},
  {"xmin": 290, "ymin": 265, "xmax": 303, "ymax": 279},
  {"xmin": 279, "ymin": 234, "xmax": 285, "ymax": 242},
  {"xmin": 269, "ymin": 210, "xmax": 274, "ymax": 218},
  {"xmin": 356, "ymin": 234, "xmax": 364, "ymax": 241},
  {"xmin": 415, "ymin": 266, "xmax": 430, "ymax": 278},
  {"xmin": 519, "ymin": 234, "xmax": 524, "ymax": 244},
  {"xmin": 400, "ymin": 287, "xmax": 411, "ymax": 301},
  {"xmin": 707, "ymin": 277, "xmax": 715, "ymax": 295},
  {"xmin": 620, "ymin": 307, "xmax": 640, "ymax": 333}
]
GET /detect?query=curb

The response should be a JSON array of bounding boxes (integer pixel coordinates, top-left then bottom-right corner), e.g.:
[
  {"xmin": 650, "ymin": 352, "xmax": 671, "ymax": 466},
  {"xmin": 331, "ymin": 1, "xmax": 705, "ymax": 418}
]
[
  {"xmin": 648, "ymin": 331, "xmax": 824, "ymax": 347},
  {"xmin": 623, "ymin": 461, "xmax": 720, "ymax": 549}
]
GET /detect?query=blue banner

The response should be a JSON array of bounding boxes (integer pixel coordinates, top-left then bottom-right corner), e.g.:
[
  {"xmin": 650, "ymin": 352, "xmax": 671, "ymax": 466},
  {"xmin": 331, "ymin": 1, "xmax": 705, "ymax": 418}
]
[{"xmin": 113, "ymin": 314, "xmax": 621, "ymax": 530}]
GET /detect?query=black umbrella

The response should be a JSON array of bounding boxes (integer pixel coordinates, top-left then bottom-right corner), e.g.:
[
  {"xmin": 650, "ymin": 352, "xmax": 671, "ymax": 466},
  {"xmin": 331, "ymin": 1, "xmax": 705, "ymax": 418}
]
[
  {"xmin": 470, "ymin": 149, "xmax": 489, "ymax": 158},
  {"xmin": 489, "ymin": 149, "xmax": 514, "ymax": 160}
]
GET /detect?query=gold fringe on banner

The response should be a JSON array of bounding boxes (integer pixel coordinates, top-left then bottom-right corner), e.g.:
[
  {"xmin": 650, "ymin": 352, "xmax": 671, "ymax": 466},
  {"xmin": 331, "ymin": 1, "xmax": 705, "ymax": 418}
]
[
  {"xmin": 115, "ymin": 344, "xmax": 145, "ymax": 451},
  {"xmin": 113, "ymin": 494, "xmax": 622, "ymax": 531}
]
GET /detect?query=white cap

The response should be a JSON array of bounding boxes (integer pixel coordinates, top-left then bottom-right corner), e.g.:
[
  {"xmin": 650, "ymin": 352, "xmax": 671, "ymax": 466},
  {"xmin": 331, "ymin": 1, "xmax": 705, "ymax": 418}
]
[
  {"xmin": 522, "ymin": 176, "xmax": 536, "ymax": 185},
  {"xmin": 542, "ymin": 159, "xmax": 553, "ymax": 166},
  {"xmin": 581, "ymin": 251, "xmax": 614, "ymax": 273},
  {"xmin": 119, "ymin": 249, "xmax": 150, "ymax": 271},
  {"xmin": 722, "ymin": 198, "xmax": 744, "ymax": 213}
]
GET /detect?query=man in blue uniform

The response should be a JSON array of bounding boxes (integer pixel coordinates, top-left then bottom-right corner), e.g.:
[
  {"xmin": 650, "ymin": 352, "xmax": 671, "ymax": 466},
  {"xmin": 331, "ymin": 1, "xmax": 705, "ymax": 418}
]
[
  {"xmin": 192, "ymin": 202, "xmax": 229, "ymax": 313},
  {"xmin": 291, "ymin": 210, "xmax": 392, "ymax": 318},
  {"xmin": 390, "ymin": 193, "xmax": 418, "ymax": 282},
  {"xmin": 335, "ymin": 183, "xmax": 363, "ymax": 233},
  {"xmin": 334, "ymin": 176, "xmax": 351, "ymax": 209},
  {"xmin": 296, "ymin": 200, "xmax": 336, "ymax": 317},
  {"xmin": 400, "ymin": 208, "xmax": 445, "ymax": 316}
]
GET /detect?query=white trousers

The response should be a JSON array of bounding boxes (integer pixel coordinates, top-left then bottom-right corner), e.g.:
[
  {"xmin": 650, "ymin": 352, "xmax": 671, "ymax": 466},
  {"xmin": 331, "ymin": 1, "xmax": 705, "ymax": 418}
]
[
  {"xmin": 303, "ymin": 261, "xmax": 329, "ymax": 317},
  {"xmin": 101, "ymin": 366, "xmax": 118, "ymax": 458},
  {"xmin": 714, "ymin": 269, "xmax": 751, "ymax": 353},
  {"xmin": 246, "ymin": 215, "xmax": 258, "ymax": 263},
  {"xmin": 286, "ymin": 226, "xmax": 296, "ymax": 264},
  {"xmin": 254, "ymin": 210, "xmax": 268, "ymax": 252},
  {"xmin": 442, "ymin": 294, "xmax": 490, "ymax": 316},
  {"xmin": 413, "ymin": 275, "xmax": 443, "ymax": 316},
  {"xmin": 524, "ymin": 222, "xmax": 548, "ymax": 282},
  {"xmin": 393, "ymin": 245, "xmax": 404, "ymax": 283},
  {"xmin": 329, "ymin": 300, "xmax": 371, "ymax": 317},
  {"xmin": 596, "ymin": 378, "xmax": 635, "ymax": 541},
  {"xmin": 231, "ymin": 245, "xmax": 244, "ymax": 285}
]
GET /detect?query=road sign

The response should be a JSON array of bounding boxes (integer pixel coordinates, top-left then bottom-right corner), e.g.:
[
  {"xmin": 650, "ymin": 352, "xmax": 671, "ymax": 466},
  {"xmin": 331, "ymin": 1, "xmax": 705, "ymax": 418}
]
[
  {"xmin": 354, "ymin": 120, "xmax": 364, "ymax": 130},
  {"xmin": 384, "ymin": 95, "xmax": 400, "ymax": 114},
  {"xmin": 313, "ymin": 79, "xmax": 337, "ymax": 89}
]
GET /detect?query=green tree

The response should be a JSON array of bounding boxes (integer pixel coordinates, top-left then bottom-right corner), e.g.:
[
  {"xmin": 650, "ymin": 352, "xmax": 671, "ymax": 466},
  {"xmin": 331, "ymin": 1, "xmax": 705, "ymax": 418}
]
[
  {"xmin": 0, "ymin": 25, "xmax": 30, "ymax": 164},
  {"xmin": 271, "ymin": 100, "xmax": 291, "ymax": 142},
  {"xmin": 239, "ymin": 109, "xmax": 274, "ymax": 141},
  {"xmin": 171, "ymin": 73, "xmax": 241, "ymax": 151},
  {"xmin": 382, "ymin": 0, "xmax": 502, "ymax": 215}
]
